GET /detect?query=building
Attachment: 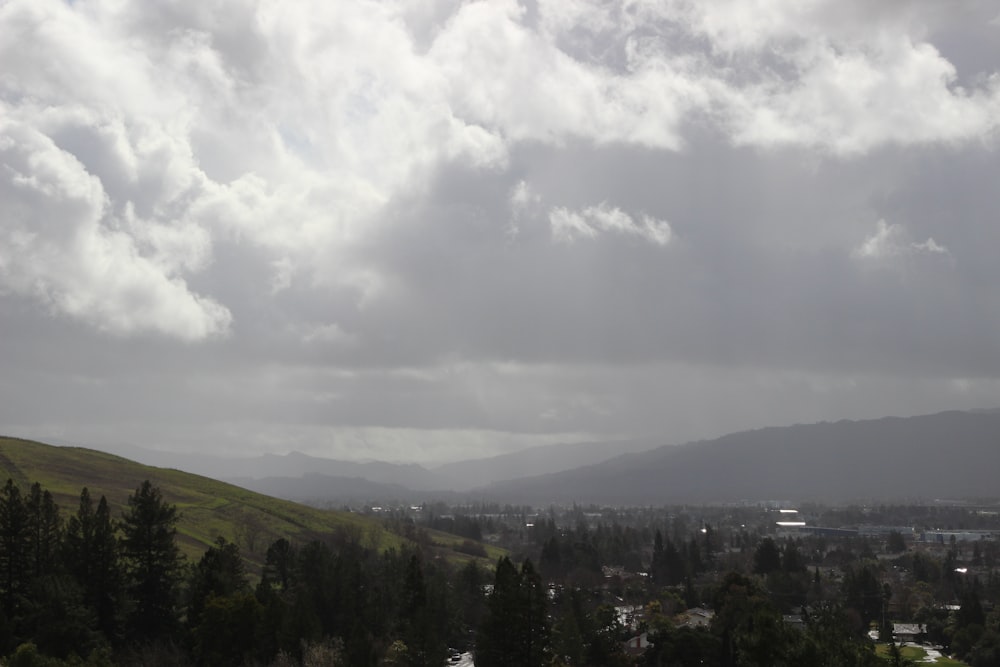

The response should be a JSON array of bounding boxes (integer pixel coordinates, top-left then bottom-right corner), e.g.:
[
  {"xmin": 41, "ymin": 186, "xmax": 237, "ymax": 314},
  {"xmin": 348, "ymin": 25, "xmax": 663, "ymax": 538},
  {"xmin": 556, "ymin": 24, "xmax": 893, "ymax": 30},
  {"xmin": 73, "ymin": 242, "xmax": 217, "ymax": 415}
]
[
  {"xmin": 893, "ymin": 623, "xmax": 925, "ymax": 643},
  {"xmin": 677, "ymin": 607, "xmax": 714, "ymax": 629},
  {"xmin": 623, "ymin": 632, "xmax": 650, "ymax": 657}
]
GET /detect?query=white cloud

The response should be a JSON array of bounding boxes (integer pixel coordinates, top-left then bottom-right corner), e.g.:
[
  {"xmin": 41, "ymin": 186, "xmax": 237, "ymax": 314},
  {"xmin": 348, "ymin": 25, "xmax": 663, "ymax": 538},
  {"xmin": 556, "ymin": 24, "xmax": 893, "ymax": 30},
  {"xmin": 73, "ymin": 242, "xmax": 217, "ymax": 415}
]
[
  {"xmin": 530, "ymin": 0, "xmax": 1000, "ymax": 154},
  {"xmin": 852, "ymin": 219, "xmax": 949, "ymax": 261},
  {"xmin": 0, "ymin": 117, "xmax": 231, "ymax": 340},
  {"xmin": 550, "ymin": 202, "xmax": 672, "ymax": 245},
  {"xmin": 430, "ymin": 0, "xmax": 700, "ymax": 150},
  {"xmin": 4, "ymin": 0, "xmax": 998, "ymax": 345},
  {"xmin": 0, "ymin": 0, "xmax": 997, "ymax": 358},
  {"xmin": 510, "ymin": 180, "xmax": 540, "ymax": 211},
  {"xmin": 727, "ymin": 36, "xmax": 1000, "ymax": 154},
  {"xmin": 676, "ymin": 1, "xmax": 1000, "ymax": 153},
  {"xmin": 0, "ymin": 0, "xmax": 513, "ymax": 338}
]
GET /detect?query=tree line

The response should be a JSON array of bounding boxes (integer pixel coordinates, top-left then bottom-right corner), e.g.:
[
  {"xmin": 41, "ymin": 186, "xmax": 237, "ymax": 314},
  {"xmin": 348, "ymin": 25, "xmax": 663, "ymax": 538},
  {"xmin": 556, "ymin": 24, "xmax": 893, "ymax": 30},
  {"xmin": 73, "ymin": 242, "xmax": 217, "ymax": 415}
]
[
  {"xmin": 5, "ymin": 477, "xmax": 1000, "ymax": 666},
  {"xmin": 0, "ymin": 477, "xmax": 553, "ymax": 666}
]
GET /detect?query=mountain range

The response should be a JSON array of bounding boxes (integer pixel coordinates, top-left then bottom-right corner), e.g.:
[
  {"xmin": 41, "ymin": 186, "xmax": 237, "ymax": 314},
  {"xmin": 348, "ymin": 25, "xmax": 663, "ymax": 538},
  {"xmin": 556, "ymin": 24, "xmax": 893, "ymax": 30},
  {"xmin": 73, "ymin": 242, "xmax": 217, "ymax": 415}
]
[
  {"xmin": 81, "ymin": 409, "xmax": 1000, "ymax": 505},
  {"xmin": 480, "ymin": 409, "xmax": 1000, "ymax": 504},
  {"xmin": 98, "ymin": 436, "xmax": 660, "ymax": 494}
]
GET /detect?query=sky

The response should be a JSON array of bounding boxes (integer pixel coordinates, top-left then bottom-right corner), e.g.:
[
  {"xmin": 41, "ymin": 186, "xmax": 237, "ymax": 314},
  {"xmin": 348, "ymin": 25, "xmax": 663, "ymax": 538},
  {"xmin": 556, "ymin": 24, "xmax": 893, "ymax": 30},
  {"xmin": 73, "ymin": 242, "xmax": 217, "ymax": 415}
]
[{"xmin": 2, "ymin": 0, "xmax": 1000, "ymax": 464}]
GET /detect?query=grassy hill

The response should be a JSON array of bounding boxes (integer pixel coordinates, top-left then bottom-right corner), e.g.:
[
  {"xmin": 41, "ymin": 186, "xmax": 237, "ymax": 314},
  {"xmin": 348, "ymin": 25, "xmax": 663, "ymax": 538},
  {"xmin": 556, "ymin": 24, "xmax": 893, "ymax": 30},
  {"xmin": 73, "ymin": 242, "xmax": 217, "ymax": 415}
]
[{"xmin": 0, "ymin": 436, "xmax": 503, "ymax": 568}]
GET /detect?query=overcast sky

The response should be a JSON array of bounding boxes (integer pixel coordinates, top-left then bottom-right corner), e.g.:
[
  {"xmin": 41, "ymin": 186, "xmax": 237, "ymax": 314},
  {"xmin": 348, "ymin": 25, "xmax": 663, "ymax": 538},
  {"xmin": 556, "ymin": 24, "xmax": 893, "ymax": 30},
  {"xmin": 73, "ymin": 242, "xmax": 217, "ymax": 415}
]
[{"xmin": 3, "ymin": 0, "xmax": 1000, "ymax": 463}]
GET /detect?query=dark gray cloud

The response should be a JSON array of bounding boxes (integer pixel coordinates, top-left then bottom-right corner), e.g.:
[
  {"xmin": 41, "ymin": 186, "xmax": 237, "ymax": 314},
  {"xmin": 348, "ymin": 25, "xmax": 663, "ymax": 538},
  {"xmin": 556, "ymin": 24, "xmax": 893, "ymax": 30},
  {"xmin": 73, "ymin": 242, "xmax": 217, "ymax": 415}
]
[{"xmin": 2, "ymin": 0, "xmax": 999, "ymax": 461}]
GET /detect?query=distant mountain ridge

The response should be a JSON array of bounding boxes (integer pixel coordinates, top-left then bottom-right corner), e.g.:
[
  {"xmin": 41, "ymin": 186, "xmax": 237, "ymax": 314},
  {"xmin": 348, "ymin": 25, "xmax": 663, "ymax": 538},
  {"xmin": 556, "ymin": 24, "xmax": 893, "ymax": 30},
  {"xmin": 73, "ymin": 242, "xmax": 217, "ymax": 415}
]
[
  {"xmin": 430, "ymin": 437, "xmax": 661, "ymax": 490},
  {"xmin": 99, "ymin": 437, "xmax": 662, "ymax": 494},
  {"xmin": 84, "ymin": 409, "xmax": 1000, "ymax": 505},
  {"xmin": 477, "ymin": 410, "xmax": 1000, "ymax": 504},
  {"xmin": 97, "ymin": 445, "xmax": 453, "ymax": 490}
]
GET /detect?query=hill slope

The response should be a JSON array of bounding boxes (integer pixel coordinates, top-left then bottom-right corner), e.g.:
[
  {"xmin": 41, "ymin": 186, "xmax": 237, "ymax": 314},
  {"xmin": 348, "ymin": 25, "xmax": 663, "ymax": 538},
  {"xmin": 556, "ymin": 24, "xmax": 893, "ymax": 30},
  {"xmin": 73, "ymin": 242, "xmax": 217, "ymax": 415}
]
[
  {"xmin": 0, "ymin": 436, "xmax": 406, "ymax": 565},
  {"xmin": 478, "ymin": 410, "xmax": 1000, "ymax": 504}
]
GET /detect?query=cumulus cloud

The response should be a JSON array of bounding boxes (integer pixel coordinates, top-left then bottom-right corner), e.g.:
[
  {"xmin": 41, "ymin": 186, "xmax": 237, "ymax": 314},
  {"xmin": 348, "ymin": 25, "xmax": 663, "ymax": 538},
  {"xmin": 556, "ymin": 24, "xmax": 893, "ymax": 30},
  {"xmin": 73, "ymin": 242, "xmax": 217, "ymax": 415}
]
[
  {"xmin": 532, "ymin": 0, "xmax": 1000, "ymax": 154},
  {"xmin": 0, "ymin": 117, "xmax": 231, "ymax": 340},
  {"xmin": 549, "ymin": 203, "xmax": 672, "ymax": 245},
  {"xmin": 3, "ymin": 0, "xmax": 1000, "ymax": 461},
  {"xmin": 852, "ymin": 219, "xmax": 949, "ymax": 261},
  {"xmin": 4, "ymin": 0, "xmax": 998, "ymax": 341},
  {"xmin": 0, "ymin": 0, "xmax": 511, "ymax": 338}
]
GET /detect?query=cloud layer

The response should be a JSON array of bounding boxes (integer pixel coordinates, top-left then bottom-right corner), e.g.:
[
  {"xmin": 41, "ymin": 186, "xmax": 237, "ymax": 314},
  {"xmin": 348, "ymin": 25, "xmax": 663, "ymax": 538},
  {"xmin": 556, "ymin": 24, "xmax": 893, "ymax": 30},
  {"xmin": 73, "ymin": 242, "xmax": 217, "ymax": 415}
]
[{"xmin": 2, "ymin": 0, "xmax": 1000, "ymax": 460}]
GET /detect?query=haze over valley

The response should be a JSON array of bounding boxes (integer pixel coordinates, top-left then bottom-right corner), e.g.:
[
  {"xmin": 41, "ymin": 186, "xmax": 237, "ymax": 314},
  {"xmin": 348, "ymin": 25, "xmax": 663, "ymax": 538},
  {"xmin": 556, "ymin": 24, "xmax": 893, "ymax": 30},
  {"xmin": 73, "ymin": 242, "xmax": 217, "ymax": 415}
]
[{"xmin": 85, "ymin": 409, "xmax": 1000, "ymax": 506}]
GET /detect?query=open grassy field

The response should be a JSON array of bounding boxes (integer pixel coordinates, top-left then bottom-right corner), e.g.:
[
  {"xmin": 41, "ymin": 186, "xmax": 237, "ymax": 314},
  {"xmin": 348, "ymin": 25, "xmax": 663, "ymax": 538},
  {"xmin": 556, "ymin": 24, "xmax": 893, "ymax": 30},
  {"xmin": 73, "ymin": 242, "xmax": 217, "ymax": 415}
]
[
  {"xmin": 0, "ymin": 436, "xmax": 502, "ymax": 568},
  {"xmin": 875, "ymin": 643, "xmax": 970, "ymax": 666}
]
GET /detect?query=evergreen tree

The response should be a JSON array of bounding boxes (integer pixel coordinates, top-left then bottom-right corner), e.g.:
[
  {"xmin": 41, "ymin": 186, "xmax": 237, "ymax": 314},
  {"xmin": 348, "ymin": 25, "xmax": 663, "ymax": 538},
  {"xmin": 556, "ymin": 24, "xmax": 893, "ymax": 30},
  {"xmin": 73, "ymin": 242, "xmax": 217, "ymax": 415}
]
[
  {"xmin": 0, "ymin": 479, "xmax": 31, "ymax": 635},
  {"xmin": 518, "ymin": 559, "xmax": 549, "ymax": 667},
  {"xmin": 539, "ymin": 536, "xmax": 562, "ymax": 581},
  {"xmin": 92, "ymin": 496, "xmax": 122, "ymax": 638},
  {"xmin": 187, "ymin": 537, "xmax": 249, "ymax": 633},
  {"xmin": 88, "ymin": 495, "xmax": 123, "ymax": 642},
  {"xmin": 453, "ymin": 558, "xmax": 487, "ymax": 643},
  {"xmin": 477, "ymin": 557, "xmax": 550, "ymax": 667},
  {"xmin": 650, "ymin": 530, "xmax": 666, "ymax": 585},
  {"xmin": 477, "ymin": 556, "xmax": 521, "ymax": 667},
  {"xmin": 63, "ymin": 488, "xmax": 96, "ymax": 579},
  {"xmin": 782, "ymin": 540, "xmax": 806, "ymax": 574},
  {"xmin": 261, "ymin": 537, "xmax": 295, "ymax": 592},
  {"xmin": 887, "ymin": 530, "xmax": 907, "ymax": 554},
  {"xmin": 397, "ymin": 553, "xmax": 447, "ymax": 667},
  {"xmin": 25, "ymin": 483, "xmax": 61, "ymax": 579},
  {"xmin": 753, "ymin": 537, "xmax": 782, "ymax": 575},
  {"xmin": 193, "ymin": 592, "xmax": 262, "ymax": 667},
  {"xmin": 550, "ymin": 589, "xmax": 586, "ymax": 665},
  {"xmin": 842, "ymin": 564, "xmax": 884, "ymax": 636},
  {"xmin": 712, "ymin": 572, "xmax": 791, "ymax": 667},
  {"xmin": 119, "ymin": 480, "xmax": 183, "ymax": 643}
]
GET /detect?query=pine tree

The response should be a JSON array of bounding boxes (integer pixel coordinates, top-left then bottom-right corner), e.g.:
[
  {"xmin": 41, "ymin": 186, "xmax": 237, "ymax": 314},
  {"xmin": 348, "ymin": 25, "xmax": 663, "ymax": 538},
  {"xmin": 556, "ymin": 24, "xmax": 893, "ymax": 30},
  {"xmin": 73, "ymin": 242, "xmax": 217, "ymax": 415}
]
[
  {"xmin": 399, "ymin": 554, "xmax": 436, "ymax": 667},
  {"xmin": 25, "ymin": 483, "xmax": 62, "ymax": 579},
  {"xmin": 477, "ymin": 557, "xmax": 550, "ymax": 667},
  {"xmin": 517, "ymin": 559, "xmax": 549, "ymax": 667},
  {"xmin": 651, "ymin": 530, "xmax": 667, "ymax": 585},
  {"xmin": 0, "ymin": 479, "xmax": 30, "ymax": 624},
  {"xmin": 90, "ymin": 495, "xmax": 123, "ymax": 641},
  {"xmin": 64, "ymin": 488, "xmax": 115, "ymax": 639},
  {"xmin": 477, "ymin": 556, "xmax": 520, "ymax": 667},
  {"xmin": 753, "ymin": 537, "xmax": 782, "ymax": 575},
  {"xmin": 120, "ymin": 480, "xmax": 182, "ymax": 642},
  {"xmin": 187, "ymin": 537, "xmax": 249, "ymax": 632}
]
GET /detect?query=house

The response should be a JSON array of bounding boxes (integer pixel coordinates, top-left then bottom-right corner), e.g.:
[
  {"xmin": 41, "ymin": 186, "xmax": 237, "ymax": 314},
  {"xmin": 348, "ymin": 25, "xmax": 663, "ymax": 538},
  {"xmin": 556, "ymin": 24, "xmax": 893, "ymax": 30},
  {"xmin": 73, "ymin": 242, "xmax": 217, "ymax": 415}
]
[
  {"xmin": 783, "ymin": 614, "xmax": 805, "ymax": 630},
  {"xmin": 893, "ymin": 623, "xmax": 925, "ymax": 643},
  {"xmin": 677, "ymin": 607, "xmax": 714, "ymax": 629},
  {"xmin": 623, "ymin": 632, "xmax": 650, "ymax": 657}
]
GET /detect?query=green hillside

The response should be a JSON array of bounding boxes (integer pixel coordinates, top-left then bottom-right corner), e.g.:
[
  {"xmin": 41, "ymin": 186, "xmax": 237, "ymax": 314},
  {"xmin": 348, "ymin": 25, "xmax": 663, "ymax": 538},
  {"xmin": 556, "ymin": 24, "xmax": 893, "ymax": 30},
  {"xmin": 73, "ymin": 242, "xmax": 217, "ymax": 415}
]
[{"xmin": 0, "ymin": 436, "xmax": 501, "ymax": 567}]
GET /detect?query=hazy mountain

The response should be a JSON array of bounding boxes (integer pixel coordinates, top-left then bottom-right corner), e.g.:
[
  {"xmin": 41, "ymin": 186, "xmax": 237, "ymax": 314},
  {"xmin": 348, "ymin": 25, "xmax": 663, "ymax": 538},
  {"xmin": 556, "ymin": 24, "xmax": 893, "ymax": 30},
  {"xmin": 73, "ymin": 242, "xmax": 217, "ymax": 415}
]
[
  {"xmin": 97, "ymin": 437, "xmax": 662, "ymax": 496},
  {"xmin": 431, "ymin": 438, "xmax": 662, "ymax": 490},
  {"xmin": 88, "ymin": 409, "xmax": 1000, "ymax": 505},
  {"xmin": 230, "ymin": 473, "xmax": 421, "ymax": 505},
  {"xmin": 95, "ymin": 445, "xmax": 451, "ymax": 491},
  {"xmin": 476, "ymin": 410, "xmax": 1000, "ymax": 505},
  {"xmin": 210, "ymin": 438, "xmax": 664, "ymax": 501}
]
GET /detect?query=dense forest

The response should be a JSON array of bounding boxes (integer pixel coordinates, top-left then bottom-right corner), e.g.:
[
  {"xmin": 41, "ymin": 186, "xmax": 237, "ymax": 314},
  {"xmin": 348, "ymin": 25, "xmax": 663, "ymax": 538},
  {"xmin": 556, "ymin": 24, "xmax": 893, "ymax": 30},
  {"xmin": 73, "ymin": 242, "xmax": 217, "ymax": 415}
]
[{"xmin": 2, "ymin": 477, "xmax": 1000, "ymax": 666}]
